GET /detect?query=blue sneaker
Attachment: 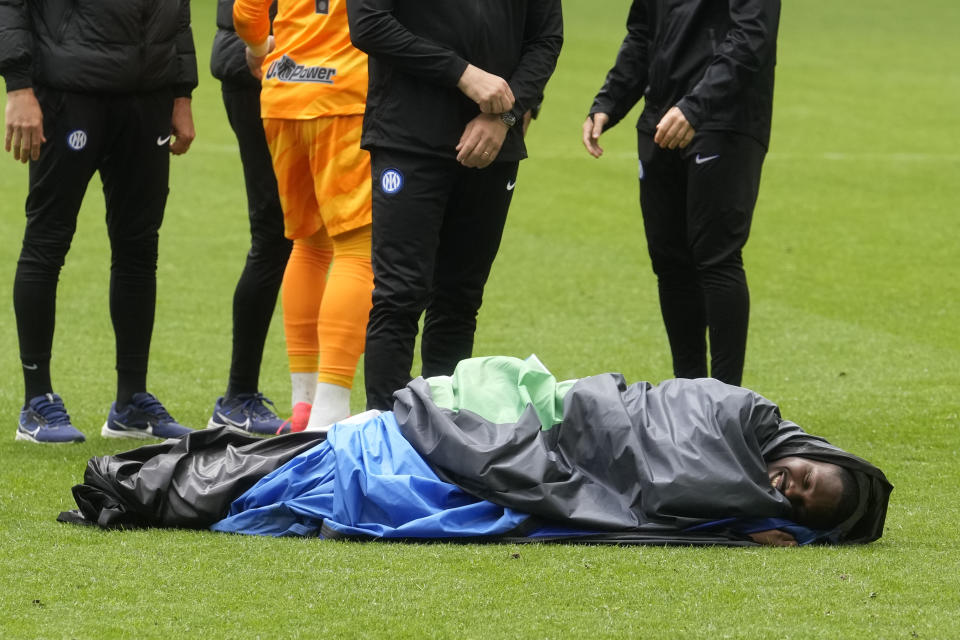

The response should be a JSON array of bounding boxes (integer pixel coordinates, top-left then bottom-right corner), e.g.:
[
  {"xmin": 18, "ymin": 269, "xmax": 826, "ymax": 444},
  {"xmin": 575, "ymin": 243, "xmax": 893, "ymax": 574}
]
[
  {"xmin": 207, "ymin": 393, "xmax": 283, "ymax": 435},
  {"xmin": 101, "ymin": 392, "xmax": 193, "ymax": 439},
  {"xmin": 16, "ymin": 393, "xmax": 86, "ymax": 443}
]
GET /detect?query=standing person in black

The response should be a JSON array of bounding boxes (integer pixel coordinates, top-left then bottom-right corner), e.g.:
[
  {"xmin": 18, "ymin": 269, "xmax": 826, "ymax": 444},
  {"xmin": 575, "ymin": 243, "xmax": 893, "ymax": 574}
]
[
  {"xmin": 346, "ymin": 0, "xmax": 563, "ymax": 411},
  {"xmin": 1, "ymin": 0, "xmax": 198, "ymax": 443},
  {"xmin": 207, "ymin": 0, "xmax": 292, "ymax": 435},
  {"xmin": 582, "ymin": 0, "xmax": 781, "ymax": 386}
]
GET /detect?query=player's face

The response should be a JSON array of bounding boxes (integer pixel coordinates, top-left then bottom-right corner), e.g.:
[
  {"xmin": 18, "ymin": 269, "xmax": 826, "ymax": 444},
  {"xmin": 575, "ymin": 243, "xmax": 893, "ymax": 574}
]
[{"xmin": 767, "ymin": 457, "xmax": 844, "ymax": 528}]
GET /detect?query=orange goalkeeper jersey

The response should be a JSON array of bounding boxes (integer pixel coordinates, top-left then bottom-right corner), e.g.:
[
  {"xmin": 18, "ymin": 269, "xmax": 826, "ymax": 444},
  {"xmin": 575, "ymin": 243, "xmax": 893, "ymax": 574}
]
[{"xmin": 233, "ymin": 0, "xmax": 366, "ymax": 119}]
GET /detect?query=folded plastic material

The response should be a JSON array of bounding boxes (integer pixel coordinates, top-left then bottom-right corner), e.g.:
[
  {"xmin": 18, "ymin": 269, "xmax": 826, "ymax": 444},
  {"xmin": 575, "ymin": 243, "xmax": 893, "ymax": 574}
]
[
  {"xmin": 212, "ymin": 411, "xmax": 535, "ymax": 538},
  {"xmin": 61, "ymin": 427, "xmax": 327, "ymax": 529},
  {"xmin": 395, "ymin": 370, "xmax": 892, "ymax": 544}
]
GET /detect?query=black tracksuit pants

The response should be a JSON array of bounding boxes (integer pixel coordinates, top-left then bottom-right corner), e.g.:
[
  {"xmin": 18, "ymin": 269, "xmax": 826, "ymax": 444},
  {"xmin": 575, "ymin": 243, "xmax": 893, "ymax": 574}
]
[
  {"xmin": 14, "ymin": 88, "xmax": 174, "ymax": 404},
  {"xmin": 637, "ymin": 130, "xmax": 766, "ymax": 387},
  {"xmin": 220, "ymin": 84, "xmax": 291, "ymax": 398},
  {"xmin": 364, "ymin": 149, "xmax": 519, "ymax": 410}
]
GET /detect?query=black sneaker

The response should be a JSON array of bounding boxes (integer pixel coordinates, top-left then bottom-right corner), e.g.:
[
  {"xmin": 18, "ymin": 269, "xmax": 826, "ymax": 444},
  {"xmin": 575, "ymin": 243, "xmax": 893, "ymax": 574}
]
[
  {"xmin": 101, "ymin": 392, "xmax": 193, "ymax": 439},
  {"xmin": 16, "ymin": 393, "xmax": 86, "ymax": 443},
  {"xmin": 207, "ymin": 393, "xmax": 283, "ymax": 435}
]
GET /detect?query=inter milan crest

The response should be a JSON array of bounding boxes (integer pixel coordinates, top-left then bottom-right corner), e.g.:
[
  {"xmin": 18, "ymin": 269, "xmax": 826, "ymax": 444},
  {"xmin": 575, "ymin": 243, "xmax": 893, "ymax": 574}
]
[
  {"xmin": 66, "ymin": 130, "xmax": 88, "ymax": 151},
  {"xmin": 315, "ymin": 0, "xmax": 329, "ymax": 14},
  {"xmin": 380, "ymin": 169, "xmax": 404, "ymax": 195}
]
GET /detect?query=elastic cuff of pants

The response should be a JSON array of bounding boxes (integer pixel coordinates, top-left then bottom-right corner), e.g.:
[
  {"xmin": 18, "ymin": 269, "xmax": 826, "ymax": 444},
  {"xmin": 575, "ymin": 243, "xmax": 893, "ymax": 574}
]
[
  {"xmin": 288, "ymin": 354, "xmax": 320, "ymax": 374},
  {"xmin": 316, "ymin": 372, "xmax": 354, "ymax": 388}
]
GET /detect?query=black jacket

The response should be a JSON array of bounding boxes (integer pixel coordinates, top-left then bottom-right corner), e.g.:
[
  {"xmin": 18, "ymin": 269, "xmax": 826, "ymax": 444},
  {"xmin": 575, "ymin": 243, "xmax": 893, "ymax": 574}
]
[
  {"xmin": 590, "ymin": 0, "xmax": 780, "ymax": 148},
  {"xmin": 0, "ymin": 0, "xmax": 197, "ymax": 96},
  {"xmin": 210, "ymin": 0, "xmax": 277, "ymax": 90},
  {"xmin": 346, "ymin": 0, "xmax": 563, "ymax": 162}
]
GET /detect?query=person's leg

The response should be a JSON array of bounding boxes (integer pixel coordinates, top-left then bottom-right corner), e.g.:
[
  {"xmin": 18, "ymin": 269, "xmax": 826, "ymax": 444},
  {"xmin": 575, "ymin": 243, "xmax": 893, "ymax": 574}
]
[
  {"xmin": 364, "ymin": 150, "xmax": 453, "ymax": 410},
  {"xmin": 14, "ymin": 88, "xmax": 99, "ymax": 405},
  {"xmin": 13, "ymin": 89, "xmax": 99, "ymax": 443},
  {"xmin": 301, "ymin": 115, "xmax": 373, "ymax": 426},
  {"xmin": 638, "ymin": 133, "xmax": 708, "ymax": 379},
  {"xmin": 420, "ymin": 161, "xmax": 517, "ymax": 378},
  {"xmin": 98, "ymin": 90, "xmax": 192, "ymax": 439},
  {"xmin": 263, "ymin": 118, "xmax": 330, "ymax": 415},
  {"xmin": 99, "ymin": 91, "xmax": 174, "ymax": 407},
  {"xmin": 221, "ymin": 86, "xmax": 292, "ymax": 399},
  {"xmin": 685, "ymin": 132, "xmax": 766, "ymax": 386},
  {"xmin": 309, "ymin": 225, "xmax": 373, "ymax": 428},
  {"xmin": 283, "ymin": 233, "xmax": 332, "ymax": 400}
]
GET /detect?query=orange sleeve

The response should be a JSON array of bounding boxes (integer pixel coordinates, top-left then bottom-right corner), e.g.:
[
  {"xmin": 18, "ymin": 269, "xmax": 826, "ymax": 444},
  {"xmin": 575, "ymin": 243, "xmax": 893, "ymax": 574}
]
[{"xmin": 233, "ymin": 0, "xmax": 273, "ymax": 50}]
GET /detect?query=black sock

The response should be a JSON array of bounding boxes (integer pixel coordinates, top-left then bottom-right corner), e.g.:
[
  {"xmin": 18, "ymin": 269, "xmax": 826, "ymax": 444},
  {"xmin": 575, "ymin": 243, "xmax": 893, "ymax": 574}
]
[
  {"xmin": 116, "ymin": 370, "xmax": 147, "ymax": 408},
  {"xmin": 22, "ymin": 358, "xmax": 53, "ymax": 405}
]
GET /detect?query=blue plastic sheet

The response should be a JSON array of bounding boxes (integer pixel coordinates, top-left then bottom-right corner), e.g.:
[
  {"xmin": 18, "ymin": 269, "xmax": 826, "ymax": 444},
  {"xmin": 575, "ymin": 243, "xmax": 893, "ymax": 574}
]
[{"xmin": 212, "ymin": 412, "xmax": 531, "ymax": 538}]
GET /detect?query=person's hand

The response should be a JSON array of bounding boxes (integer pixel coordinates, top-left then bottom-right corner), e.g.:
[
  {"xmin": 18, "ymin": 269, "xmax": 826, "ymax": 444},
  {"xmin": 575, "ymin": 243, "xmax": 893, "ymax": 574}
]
[
  {"xmin": 4, "ymin": 88, "xmax": 46, "ymax": 163},
  {"xmin": 457, "ymin": 64, "xmax": 515, "ymax": 114},
  {"xmin": 455, "ymin": 113, "xmax": 509, "ymax": 168},
  {"xmin": 654, "ymin": 105, "xmax": 694, "ymax": 150},
  {"xmin": 582, "ymin": 112, "xmax": 609, "ymax": 158},
  {"xmin": 748, "ymin": 529, "xmax": 798, "ymax": 547},
  {"xmin": 245, "ymin": 35, "xmax": 275, "ymax": 80},
  {"xmin": 169, "ymin": 97, "xmax": 195, "ymax": 155}
]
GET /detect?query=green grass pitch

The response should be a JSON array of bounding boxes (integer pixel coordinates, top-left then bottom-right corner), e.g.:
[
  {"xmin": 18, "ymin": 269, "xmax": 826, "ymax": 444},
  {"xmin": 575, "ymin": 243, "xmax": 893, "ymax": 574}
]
[{"xmin": 1, "ymin": 0, "xmax": 958, "ymax": 637}]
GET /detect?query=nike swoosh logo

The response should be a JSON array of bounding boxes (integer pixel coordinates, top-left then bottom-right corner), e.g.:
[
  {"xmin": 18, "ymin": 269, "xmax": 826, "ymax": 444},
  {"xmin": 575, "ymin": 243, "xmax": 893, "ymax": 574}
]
[
  {"xmin": 114, "ymin": 419, "xmax": 153, "ymax": 433},
  {"xmin": 506, "ymin": 180, "xmax": 516, "ymax": 191},
  {"xmin": 21, "ymin": 424, "xmax": 41, "ymax": 437},
  {"xmin": 23, "ymin": 363, "xmax": 39, "ymax": 370},
  {"xmin": 157, "ymin": 135, "xmax": 172, "ymax": 146},
  {"xmin": 217, "ymin": 412, "xmax": 251, "ymax": 430},
  {"xmin": 695, "ymin": 154, "xmax": 720, "ymax": 165}
]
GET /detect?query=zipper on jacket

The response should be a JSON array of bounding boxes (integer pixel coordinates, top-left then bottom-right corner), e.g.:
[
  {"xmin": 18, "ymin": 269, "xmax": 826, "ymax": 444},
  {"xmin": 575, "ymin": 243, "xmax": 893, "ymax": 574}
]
[{"xmin": 139, "ymin": 0, "xmax": 150, "ymax": 92}]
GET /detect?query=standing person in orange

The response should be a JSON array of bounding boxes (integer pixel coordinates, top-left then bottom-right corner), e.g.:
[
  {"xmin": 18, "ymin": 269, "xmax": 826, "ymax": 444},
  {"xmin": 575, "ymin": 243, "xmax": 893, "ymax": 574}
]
[{"xmin": 233, "ymin": 0, "xmax": 373, "ymax": 432}]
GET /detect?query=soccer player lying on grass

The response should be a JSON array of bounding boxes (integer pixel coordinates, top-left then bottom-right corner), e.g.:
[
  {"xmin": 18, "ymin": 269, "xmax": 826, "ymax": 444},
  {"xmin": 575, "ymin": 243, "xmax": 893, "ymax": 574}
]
[
  {"xmin": 62, "ymin": 356, "xmax": 892, "ymax": 547},
  {"xmin": 750, "ymin": 457, "xmax": 859, "ymax": 546}
]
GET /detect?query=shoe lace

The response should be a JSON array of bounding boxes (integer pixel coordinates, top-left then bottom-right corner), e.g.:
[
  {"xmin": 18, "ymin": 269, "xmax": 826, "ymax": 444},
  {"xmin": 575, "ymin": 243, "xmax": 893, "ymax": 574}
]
[
  {"xmin": 135, "ymin": 393, "xmax": 174, "ymax": 421},
  {"xmin": 35, "ymin": 394, "xmax": 73, "ymax": 427},
  {"xmin": 237, "ymin": 393, "xmax": 278, "ymax": 419}
]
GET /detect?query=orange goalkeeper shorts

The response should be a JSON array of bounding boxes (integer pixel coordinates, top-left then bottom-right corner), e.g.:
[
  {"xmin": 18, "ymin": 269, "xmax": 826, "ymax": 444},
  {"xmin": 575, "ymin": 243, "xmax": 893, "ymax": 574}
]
[{"xmin": 263, "ymin": 115, "xmax": 372, "ymax": 239}]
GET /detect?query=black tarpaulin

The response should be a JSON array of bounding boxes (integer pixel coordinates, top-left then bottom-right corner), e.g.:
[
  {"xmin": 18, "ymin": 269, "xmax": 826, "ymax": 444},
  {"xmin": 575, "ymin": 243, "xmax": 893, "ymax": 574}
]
[{"xmin": 62, "ymin": 427, "xmax": 327, "ymax": 529}]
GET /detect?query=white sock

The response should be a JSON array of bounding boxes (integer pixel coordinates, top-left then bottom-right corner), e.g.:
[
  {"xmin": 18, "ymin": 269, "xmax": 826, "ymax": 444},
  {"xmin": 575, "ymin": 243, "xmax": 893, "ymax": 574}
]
[
  {"xmin": 291, "ymin": 372, "xmax": 317, "ymax": 407},
  {"xmin": 306, "ymin": 382, "xmax": 351, "ymax": 431}
]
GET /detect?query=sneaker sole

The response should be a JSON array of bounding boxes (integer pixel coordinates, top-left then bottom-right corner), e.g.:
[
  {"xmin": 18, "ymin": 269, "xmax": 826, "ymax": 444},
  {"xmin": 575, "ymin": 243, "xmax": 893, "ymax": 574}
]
[
  {"xmin": 101, "ymin": 421, "xmax": 158, "ymax": 440},
  {"xmin": 15, "ymin": 430, "xmax": 84, "ymax": 444}
]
